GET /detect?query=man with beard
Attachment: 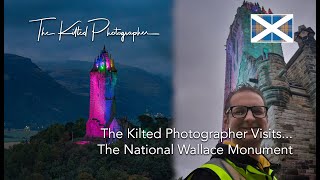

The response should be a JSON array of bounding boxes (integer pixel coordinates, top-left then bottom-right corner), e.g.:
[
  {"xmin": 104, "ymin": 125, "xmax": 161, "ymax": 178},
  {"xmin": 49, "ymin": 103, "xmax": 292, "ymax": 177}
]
[{"xmin": 185, "ymin": 84, "xmax": 279, "ymax": 180}]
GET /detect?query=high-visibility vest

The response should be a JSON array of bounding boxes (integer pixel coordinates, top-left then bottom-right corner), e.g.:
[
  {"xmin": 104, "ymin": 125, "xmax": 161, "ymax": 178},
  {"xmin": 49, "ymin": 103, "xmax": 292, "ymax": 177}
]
[{"xmin": 186, "ymin": 158, "xmax": 277, "ymax": 180}]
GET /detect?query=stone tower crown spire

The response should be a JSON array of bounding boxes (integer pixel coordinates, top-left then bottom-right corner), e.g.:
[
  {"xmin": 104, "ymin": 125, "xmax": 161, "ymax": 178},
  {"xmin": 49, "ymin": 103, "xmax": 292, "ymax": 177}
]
[{"xmin": 294, "ymin": 25, "xmax": 316, "ymax": 47}]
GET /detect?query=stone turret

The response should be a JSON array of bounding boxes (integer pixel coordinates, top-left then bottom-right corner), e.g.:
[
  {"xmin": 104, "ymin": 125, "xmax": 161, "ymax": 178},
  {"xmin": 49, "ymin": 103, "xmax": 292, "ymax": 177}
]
[
  {"xmin": 294, "ymin": 25, "xmax": 316, "ymax": 48},
  {"xmin": 286, "ymin": 25, "xmax": 316, "ymax": 112},
  {"xmin": 256, "ymin": 53, "xmax": 290, "ymax": 107}
]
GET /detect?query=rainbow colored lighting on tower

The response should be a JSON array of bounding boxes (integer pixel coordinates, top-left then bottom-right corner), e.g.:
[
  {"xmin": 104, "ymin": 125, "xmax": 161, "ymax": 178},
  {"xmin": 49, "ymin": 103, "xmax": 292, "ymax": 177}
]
[{"xmin": 85, "ymin": 46, "xmax": 120, "ymax": 140}]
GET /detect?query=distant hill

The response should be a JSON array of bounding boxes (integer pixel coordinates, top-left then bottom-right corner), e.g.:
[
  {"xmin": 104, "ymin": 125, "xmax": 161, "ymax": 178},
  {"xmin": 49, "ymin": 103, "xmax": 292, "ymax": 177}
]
[
  {"xmin": 4, "ymin": 54, "xmax": 88, "ymax": 129},
  {"xmin": 4, "ymin": 55, "xmax": 172, "ymax": 129},
  {"xmin": 35, "ymin": 60, "xmax": 172, "ymax": 120}
]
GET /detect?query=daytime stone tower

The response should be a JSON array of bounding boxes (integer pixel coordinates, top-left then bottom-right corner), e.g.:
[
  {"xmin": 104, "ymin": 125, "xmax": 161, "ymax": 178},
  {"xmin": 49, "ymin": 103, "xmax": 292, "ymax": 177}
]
[{"xmin": 224, "ymin": 1, "xmax": 316, "ymax": 179}]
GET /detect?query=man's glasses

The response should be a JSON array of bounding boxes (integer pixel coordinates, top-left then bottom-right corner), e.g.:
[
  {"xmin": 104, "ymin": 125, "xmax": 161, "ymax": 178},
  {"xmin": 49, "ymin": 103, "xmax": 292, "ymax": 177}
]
[{"xmin": 225, "ymin": 106, "xmax": 268, "ymax": 118}]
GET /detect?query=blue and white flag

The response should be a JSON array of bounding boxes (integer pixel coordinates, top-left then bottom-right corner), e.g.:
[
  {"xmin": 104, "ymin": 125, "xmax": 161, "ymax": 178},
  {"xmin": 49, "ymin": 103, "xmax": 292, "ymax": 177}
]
[{"xmin": 251, "ymin": 14, "xmax": 293, "ymax": 43}]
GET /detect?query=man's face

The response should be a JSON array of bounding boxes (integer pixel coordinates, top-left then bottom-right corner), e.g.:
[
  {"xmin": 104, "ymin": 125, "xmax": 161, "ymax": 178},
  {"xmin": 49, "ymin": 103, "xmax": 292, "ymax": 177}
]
[{"xmin": 225, "ymin": 90, "xmax": 268, "ymax": 148}]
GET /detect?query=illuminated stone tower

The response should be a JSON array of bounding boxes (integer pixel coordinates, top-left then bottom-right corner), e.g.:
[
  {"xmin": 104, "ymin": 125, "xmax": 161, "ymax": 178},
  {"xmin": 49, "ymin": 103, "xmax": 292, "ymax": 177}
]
[
  {"xmin": 85, "ymin": 46, "xmax": 118, "ymax": 139},
  {"xmin": 224, "ymin": 1, "xmax": 283, "ymax": 103},
  {"xmin": 224, "ymin": 1, "xmax": 316, "ymax": 179}
]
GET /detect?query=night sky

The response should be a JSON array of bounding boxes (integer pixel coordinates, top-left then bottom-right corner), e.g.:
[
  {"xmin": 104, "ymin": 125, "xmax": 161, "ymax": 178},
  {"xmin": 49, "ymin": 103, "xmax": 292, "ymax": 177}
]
[{"xmin": 4, "ymin": 0, "xmax": 173, "ymax": 77}]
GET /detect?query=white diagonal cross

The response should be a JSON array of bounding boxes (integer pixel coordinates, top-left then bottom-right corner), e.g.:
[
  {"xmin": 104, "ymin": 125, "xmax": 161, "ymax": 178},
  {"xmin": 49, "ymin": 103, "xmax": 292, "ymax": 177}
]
[{"xmin": 251, "ymin": 14, "xmax": 293, "ymax": 42}]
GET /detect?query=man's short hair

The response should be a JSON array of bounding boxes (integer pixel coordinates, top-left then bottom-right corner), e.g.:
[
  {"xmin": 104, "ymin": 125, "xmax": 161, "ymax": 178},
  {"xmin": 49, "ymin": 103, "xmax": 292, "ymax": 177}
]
[{"xmin": 224, "ymin": 83, "xmax": 267, "ymax": 114}]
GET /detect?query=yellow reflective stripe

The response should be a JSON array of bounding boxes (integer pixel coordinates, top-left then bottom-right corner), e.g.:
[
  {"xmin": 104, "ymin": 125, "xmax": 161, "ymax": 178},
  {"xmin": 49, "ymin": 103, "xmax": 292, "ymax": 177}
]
[
  {"xmin": 226, "ymin": 158, "xmax": 277, "ymax": 180},
  {"xmin": 200, "ymin": 164, "xmax": 232, "ymax": 180},
  {"xmin": 269, "ymin": 169, "xmax": 273, "ymax": 173},
  {"xmin": 186, "ymin": 174, "xmax": 192, "ymax": 180},
  {"xmin": 269, "ymin": 169, "xmax": 278, "ymax": 180}
]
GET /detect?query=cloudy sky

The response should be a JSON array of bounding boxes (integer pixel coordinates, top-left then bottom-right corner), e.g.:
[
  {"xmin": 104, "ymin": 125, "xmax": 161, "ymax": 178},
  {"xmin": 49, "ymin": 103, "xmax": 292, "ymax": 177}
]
[
  {"xmin": 173, "ymin": 0, "xmax": 316, "ymax": 178},
  {"xmin": 4, "ymin": 0, "xmax": 173, "ymax": 77}
]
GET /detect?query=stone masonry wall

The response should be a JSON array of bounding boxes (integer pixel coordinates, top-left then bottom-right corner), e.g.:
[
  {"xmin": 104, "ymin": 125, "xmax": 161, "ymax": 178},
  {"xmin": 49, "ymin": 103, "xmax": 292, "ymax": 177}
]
[
  {"xmin": 286, "ymin": 45, "xmax": 316, "ymax": 112},
  {"xmin": 262, "ymin": 90, "xmax": 316, "ymax": 180}
]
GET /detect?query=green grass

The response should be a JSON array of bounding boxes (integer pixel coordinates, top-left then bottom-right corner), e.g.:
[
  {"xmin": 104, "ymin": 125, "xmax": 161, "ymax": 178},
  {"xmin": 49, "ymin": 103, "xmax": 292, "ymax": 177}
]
[{"xmin": 4, "ymin": 129, "xmax": 38, "ymax": 142}]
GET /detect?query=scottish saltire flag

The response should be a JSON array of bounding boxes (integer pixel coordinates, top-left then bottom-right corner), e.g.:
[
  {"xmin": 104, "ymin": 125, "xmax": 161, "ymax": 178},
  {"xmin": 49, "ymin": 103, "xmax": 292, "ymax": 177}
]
[{"xmin": 251, "ymin": 14, "xmax": 293, "ymax": 43}]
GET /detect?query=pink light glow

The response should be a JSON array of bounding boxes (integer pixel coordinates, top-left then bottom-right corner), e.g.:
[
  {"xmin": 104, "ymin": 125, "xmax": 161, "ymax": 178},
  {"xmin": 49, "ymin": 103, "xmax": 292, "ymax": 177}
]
[
  {"xmin": 74, "ymin": 141, "xmax": 91, "ymax": 145},
  {"xmin": 85, "ymin": 48, "xmax": 117, "ymax": 140},
  {"xmin": 106, "ymin": 59, "xmax": 110, "ymax": 70},
  {"xmin": 85, "ymin": 71, "xmax": 107, "ymax": 138}
]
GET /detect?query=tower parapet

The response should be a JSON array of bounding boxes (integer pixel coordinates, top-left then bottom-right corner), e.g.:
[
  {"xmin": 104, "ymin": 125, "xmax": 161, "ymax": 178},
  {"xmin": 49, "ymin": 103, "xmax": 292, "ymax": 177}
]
[
  {"xmin": 286, "ymin": 25, "xmax": 316, "ymax": 111},
  {"xmin": 294, "ymin": 25, "xmax": 316, "ymax": 48},
  {"xmin": 241, "ymin": 1, "xmax": 273, "ymax": 14}
]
